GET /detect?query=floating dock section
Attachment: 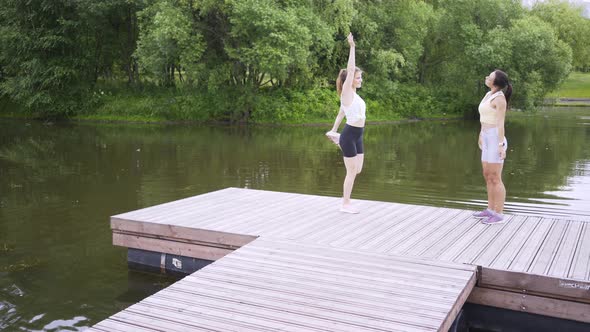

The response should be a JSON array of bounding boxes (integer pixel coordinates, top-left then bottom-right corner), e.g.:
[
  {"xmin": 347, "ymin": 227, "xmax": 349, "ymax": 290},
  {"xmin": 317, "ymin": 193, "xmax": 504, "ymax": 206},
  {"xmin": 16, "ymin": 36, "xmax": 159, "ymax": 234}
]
[{"xmin": 95, "ymin": 188, "xmax": 590, "ymax": 330}]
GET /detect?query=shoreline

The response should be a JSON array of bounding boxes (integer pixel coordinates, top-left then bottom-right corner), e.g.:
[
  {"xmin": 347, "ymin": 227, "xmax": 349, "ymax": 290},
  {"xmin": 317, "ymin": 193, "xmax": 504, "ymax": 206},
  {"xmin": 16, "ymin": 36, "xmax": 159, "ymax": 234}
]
[
  {"xmin": 543, "ymin": 98, "xmax": 590, "ymax": 107},
  {"xmin": 0, "ymin": 113, "xmax": 466, "ymax": 127}
]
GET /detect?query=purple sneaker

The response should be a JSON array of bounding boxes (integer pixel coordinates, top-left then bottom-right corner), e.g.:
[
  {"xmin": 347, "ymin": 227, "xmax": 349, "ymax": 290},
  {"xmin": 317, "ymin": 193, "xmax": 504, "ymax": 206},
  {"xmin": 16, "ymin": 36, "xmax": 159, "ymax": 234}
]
[
  {"xmin": 473, "ymin": 209, "xmax": 492, "ymax": 219},
  {"xmin": 482, "ymin": 213, "xmax": 505, "ymax": 225}
]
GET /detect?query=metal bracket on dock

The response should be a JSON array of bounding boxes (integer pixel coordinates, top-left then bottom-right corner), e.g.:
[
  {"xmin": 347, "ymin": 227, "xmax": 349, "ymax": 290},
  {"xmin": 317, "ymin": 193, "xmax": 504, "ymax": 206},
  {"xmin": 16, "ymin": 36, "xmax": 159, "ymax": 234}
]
[{"xmin": 160, "ymin": 253, "xmax": 166, "ymax": 274}]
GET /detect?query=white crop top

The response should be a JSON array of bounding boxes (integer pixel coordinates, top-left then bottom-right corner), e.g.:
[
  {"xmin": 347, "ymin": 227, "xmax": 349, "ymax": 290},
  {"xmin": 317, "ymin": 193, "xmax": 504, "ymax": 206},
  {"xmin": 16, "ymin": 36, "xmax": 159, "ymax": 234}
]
[
  {"xmin": 341, "ymin": 93, "xmax": 366, "ymax": 125},
  {"xmin": 478, "ymin": 91, "xmax": 504, "ymax": 125}
]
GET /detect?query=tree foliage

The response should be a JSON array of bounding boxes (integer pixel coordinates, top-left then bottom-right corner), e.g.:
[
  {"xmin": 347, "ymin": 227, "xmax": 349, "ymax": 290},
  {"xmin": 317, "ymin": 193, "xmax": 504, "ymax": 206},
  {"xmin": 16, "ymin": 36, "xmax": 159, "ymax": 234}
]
[
  {"xmin": 0, "ymin": 0, "xmax": 90, "ymax": 116},
  {"xmin": 0, "ymin": 0, "xmax": 586, "ymax": 119},
  {"xmin": 531, "ymin": 0, "xmax": 590, "ymax": 71},
  {"xmin": 135, "ymin": 0, "xmax": 205, "ymax": 86}
]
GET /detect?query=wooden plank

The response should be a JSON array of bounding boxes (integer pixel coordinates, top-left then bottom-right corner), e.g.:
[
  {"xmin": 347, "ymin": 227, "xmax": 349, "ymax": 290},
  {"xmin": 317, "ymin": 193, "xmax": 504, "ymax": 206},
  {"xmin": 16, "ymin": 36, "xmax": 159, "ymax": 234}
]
[
  {"xmin": 397, "ymin": 210, "xmax": 472, "ymax": 257},
  {"xmin": 468, "ymin": 287, "xmax": 590, "ymax": 323},
  {"xmin": 181, "ymin": 269, "xmax": 451, "ymax": 316},
  {"xmin": 488, "ymin": 216, "xmax": 542, "ymax": 270},
  {"xmin": 155, "ymin": 279, "xmax": 437, "ymax": 332},
  {"xmin": 207, "ymin": 192, "xmax": 314, "ymax": 233},
  {"xmin": 255, "ymin": 196, "xmax": 343, "ymax": 237},
  {"xmin": 315, "ymin": 205, "xmax": 394, "ymax": 246},
  {"xmin": 111, "ymin": 188, "xmax": 224, "ymax": 219},
  {"xmin": 111, "ymin": 219, "xmax": 256, "ymax": 248},
  {"xmin": 506, "ymin": 218, "xmax": 554, "ymax": 272},
  {"xmin": 220, "ymin": 260, "xmax": 466, "ymax": 307},
  {"xmin": 548, "ymin": 221, "xmax": 584, "ymax": 278},
  {"xmin": 251, "ymin": 237, "xmax": 478, "ymax": 273},
  {"xmin": 112, "ymin": 232, "xmax": 234, "ymax": 261},
  {"xmin": 144, "ymin": 293, "xmax": 430, "ymax": 332},
  {"xmin": 569, "ymin": 222, "xmax": 590, "ymax": 280},
  {"xmin": 92, "ymin": 318, "xmax": 164, "ymax": 332},
  {"xmin": 113, "ymin": 187, "xmax": 242, "ymax": 221},
  {"xmin": 327, "ymin": 204, "xmax": 421, "ymax": 248},
  {"xmin": 198, "ymin": 260, "xmax": 461, "ymax": 310},
  {"xmin": 360, "ymin": 207, "xmax": 452, "ymax": 253},
  {"xmin": 111, "ymin": 309, "xmax": 240, "ymax": 332},
  {"xmin": 211, "ymin": 254, "xmax": 466, "ymax": 300},
  {"xmin": 240, "ymin": 247, "xmax": 474, "ymax": 284},
  {"xmin": 343, "ymin": 205, "xmax": 426, "ymax": 249},
  {"xmin": 527, "ymin": 220, "xmax": 569, "ymax": 275},
  {"xmin": 451, "ymin": 215, "xmax": 513, "ymax": 264},
  {"xmin": 352, "ymin": 206, "xmax": 437, "ymax": 251},
  {"xmin": 276, "ymin": 203, "xmax": 365, "ymax": 241},
  {"xmin": 298, "ymin": 200, "xmax": 408, "ymax": 245},
  {"xmin": 240, "ymin": 238, "xmax": 476, "ymax": 280},
  {"xmin": 439, "ymin": 268, "xmax": 477, "ymax": 332},
  {"xmin": 173, "ymin": 238, "xmax": 473, "ymax": 331},
  {"xmin": 189, "ymin": 269, "xmax": 453, "ymax": 314},
  {"xmin": 471, "ymin": 215, "xmax": 528, "ymax": 267},
  {"xmin": 130, "ymin": 301, "xmax": 316, "ymax": 332},
  {"xmin": 435, "ymin": 214, "xmax": 493, "ymax": 262},
  {"xmin": 294, "ymin": 202, "xmax": 390, "ymax": 244},
  {"xmin": 127, "ymin": 302, "xmax": 283, "ymax": 332},
  {"xmin": 479, "ymin": 267, "xmax": 590, "ymax": 302},
  {"xmin": 165, "ymin": 279, "xmax": 444, "ymax": 330},
  {"xmin": 150, "ymin": 189, "xmax": 272, "ymax": 227}
]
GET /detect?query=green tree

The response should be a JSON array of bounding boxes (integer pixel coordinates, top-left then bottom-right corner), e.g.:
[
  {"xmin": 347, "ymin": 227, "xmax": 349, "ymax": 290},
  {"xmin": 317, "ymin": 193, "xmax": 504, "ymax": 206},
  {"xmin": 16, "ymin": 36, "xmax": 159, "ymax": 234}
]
[
  {"xmin": 0, "ymin": 0, "xmax": 142, "ymax": 116},
  {"xmin": 419, "ymin": 0, "xmax": 524, "ymax": 99},
  {"xmin": 354, "ymin": 0, "xmax": 434, "ymax": 83},
  {"xmin": 135, "ymin": 0, "xmax": 205, "ymax": 86},
  {"xmin": 82, "ymin": 1, "xmax": 142, "ymax": 84},
  {"xmin": 531, "ymin": 0, "xmax": 590, "ymax": 71},
  {"xmin": 500, "ymin": 16, "xmax": 573, "ymax": 108},
  {"xmin": 0, "ymin": 0, "xmax": 92, "ymax": 116}
]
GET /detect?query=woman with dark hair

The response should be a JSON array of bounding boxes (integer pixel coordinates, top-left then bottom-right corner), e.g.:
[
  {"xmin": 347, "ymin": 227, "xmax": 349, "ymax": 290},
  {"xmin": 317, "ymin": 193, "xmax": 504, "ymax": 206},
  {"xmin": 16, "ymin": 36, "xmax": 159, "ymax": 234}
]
[
  {"xmin": 473, "ymin": 69, "xmax": 513, "ymax": 224},
  {"xmin": 326, "ymin": 33, "xmax": 366, "ymax": 214}
]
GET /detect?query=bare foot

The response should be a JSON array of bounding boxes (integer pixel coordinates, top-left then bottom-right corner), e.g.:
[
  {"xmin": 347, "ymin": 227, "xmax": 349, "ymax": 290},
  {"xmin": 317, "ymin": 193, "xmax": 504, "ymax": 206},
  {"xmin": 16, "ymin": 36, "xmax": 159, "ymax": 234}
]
[
  {"xmin": 325, "ymin": 131, "xmax": 340, "ymax": 145},
  {"xmin": 340, "ymin": 204, "xmax": 359, "ymax": 214}
]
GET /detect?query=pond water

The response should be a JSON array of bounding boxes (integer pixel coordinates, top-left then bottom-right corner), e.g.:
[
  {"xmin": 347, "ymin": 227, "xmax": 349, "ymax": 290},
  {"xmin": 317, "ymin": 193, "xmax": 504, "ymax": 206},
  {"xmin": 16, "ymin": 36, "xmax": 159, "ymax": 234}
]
[{"xmin": 1, "ymin": 107, "xmax": 589, "ymax": 330}]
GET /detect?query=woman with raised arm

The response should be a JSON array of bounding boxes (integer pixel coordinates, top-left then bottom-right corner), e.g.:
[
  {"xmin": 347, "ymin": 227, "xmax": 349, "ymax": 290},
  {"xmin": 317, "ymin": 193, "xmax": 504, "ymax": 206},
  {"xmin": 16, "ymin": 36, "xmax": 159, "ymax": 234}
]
[
  {"xmin": 326, "ymin": 33, "xmax": 366, "ymax": 214},
  {"xmin": 473, "ymin": 69, "xmax": 512, "ymax": 224}
]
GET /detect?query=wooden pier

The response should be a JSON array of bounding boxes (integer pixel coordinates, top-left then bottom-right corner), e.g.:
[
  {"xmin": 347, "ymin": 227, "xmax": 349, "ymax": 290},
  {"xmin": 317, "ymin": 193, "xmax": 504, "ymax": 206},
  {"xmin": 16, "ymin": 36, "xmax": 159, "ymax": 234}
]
[
  {"xmin": 91, "ymin": 238, "xmax": 476, "ymax": 332},
  {"xmin": 95, "ymin": 188, "xmax": 590, "ymax": 330}
]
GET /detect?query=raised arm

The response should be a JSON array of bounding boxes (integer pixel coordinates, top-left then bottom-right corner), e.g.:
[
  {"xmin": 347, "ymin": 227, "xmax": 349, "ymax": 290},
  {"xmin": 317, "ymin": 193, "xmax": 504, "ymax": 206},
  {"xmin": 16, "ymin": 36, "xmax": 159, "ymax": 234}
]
[{"xmin": 341, "ymin": 33, "xmax": 356, "ymax": 107}]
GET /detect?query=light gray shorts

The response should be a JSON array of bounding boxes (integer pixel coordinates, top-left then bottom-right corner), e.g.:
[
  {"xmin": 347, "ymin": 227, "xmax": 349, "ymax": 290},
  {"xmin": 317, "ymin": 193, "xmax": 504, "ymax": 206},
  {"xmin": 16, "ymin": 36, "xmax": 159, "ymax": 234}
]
[{"xmin": 481, "ymin": 127, "xmax": 507, "ymax": 164}]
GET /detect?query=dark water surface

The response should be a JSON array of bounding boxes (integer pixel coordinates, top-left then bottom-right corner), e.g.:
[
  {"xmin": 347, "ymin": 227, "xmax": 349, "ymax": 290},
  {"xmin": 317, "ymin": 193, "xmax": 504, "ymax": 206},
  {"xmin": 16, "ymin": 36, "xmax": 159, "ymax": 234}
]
[{"xmin": 1, "ymin": 107, "xmax": 589, "ymax": 330}]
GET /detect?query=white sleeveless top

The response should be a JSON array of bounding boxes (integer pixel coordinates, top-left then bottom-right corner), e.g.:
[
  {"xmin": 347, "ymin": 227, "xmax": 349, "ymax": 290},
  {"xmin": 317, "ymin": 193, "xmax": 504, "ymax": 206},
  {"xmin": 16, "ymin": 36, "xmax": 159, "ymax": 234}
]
[{"xmin": 341, "ymin": 93, "xmax": 366, "ymax": 125}]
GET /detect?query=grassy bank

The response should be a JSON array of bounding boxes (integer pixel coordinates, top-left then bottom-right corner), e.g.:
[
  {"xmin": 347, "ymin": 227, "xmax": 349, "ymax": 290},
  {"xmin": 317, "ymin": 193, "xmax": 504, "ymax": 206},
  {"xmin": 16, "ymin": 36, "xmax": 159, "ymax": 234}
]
[
  {"xmin": 1, "ymin": 82, "xmax": 471, "ymax": 124},
  {"xmin": 546, "ymin": 72, "xmax": 590, "ymax": 106},
  {"xmin": 67, "ymin": 83, "xmax": 466, "ymax": 125}
]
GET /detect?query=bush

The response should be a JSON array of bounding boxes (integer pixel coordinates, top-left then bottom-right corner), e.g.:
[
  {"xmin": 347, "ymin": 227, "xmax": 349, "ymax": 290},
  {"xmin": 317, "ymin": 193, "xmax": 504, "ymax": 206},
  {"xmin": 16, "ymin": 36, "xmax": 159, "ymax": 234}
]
[{"xmin": 251, "ymin": 88, "xmax": 338, "ymax": 124}]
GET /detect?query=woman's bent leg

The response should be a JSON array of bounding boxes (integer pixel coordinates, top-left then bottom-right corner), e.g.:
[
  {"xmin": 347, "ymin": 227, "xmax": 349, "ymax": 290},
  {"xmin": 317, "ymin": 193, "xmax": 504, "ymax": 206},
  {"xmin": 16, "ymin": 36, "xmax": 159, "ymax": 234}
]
[{"xmin": 356, "ymin": 154, "xmax": 364, "ymax": 174}]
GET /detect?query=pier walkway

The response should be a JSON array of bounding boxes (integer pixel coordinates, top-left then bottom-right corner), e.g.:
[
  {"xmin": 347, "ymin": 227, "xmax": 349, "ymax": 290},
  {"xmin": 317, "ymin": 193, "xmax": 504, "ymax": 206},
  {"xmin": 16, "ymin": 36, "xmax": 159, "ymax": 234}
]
[
  {"xmin": 90, "ymin": 237, "xmax": 476, "ymax": 332},
  {"xmin": 93, "ymin": 188, "xmax": 590, "ymax": 330}
]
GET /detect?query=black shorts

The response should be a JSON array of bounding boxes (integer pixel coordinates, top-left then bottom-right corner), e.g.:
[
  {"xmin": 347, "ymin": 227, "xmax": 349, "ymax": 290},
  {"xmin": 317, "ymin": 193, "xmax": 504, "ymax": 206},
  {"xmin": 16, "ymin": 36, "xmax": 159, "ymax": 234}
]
[{"xmin": 339, "ymin": 124, "xmax": 364, "ymax": 157}]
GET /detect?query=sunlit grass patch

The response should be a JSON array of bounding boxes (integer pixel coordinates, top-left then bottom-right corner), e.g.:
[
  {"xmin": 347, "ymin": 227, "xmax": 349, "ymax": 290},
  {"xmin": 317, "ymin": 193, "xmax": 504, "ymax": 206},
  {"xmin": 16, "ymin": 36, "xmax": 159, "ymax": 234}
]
[{"xmin": 547, "ymin": 72, "xmax": 590, "ymax": 98}]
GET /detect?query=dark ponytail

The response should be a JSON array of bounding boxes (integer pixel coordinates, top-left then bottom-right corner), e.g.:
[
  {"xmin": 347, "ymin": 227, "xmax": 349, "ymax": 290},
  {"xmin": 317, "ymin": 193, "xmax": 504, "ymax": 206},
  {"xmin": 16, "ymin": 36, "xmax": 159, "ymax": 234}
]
[
  {"xmin": 493, "ymin": 69, "xmax": 512, "ymax": 104},
  {"xmin": 504, "ymin": 83, "xmax": 512, "ymax": 104}
]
